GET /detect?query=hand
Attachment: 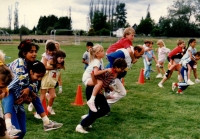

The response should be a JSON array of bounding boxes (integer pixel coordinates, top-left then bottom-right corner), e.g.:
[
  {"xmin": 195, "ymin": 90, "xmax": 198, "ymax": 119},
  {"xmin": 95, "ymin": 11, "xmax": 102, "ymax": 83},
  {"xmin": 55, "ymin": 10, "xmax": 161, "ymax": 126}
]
[
  {"xmin": 23, "ymin": 96, "xmax": 32, "ymax": 104},
  {"xmin": 132, "ymin": 59, "xmax": 138, "ymax": 64},
  {"xmin": 147, "ymin": 61, "xmax": 151, "ymax": 66},
  {"xmin": 29, "ymin": 91, "xmax": 37, "ymax": 100},
  {"xmin": 20, "ymin": 88, "xmax": 30, "ymax": 100},
  {"xmin": 14, "ymin": 97, "xmax": 24, "ymax": 104},
  {"xmin": 106, "ymin": 68, "xmax": 112, "ymax": 73}
]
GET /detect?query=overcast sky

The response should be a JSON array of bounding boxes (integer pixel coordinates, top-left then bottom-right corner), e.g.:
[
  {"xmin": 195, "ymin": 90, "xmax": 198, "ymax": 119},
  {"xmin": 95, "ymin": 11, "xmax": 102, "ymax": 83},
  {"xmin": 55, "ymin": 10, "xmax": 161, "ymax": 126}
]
[{"xmin": 0, "ymin": 0, "xmax": 174, "ymax": 31}]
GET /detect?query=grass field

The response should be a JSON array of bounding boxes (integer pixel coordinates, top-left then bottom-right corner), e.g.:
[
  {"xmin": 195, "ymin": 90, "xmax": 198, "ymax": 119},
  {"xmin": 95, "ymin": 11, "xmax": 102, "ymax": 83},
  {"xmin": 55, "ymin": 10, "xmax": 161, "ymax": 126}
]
[{"xmin": 1, "ymin": 37, "xmax": 200, "ymax": 139}]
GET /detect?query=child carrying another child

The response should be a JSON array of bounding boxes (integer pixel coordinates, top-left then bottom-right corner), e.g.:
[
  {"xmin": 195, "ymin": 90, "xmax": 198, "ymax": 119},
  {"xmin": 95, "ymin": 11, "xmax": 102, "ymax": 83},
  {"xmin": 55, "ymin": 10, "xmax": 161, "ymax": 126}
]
[
  {"xmin": 155, "ymin": 39, "xmax": 170, "ymax": 78},
  {"xmin": 172, "ymin": 51, "xmax": 200, "ymax": 94},
  {"xmin": 82, "ymin": 44, "xmax": 127, "ymax": 112},
  {"xmin": 40, "ymin": 50, "xmax": 66, "ymax": 115},
  {"xmin": 158, "ymin": 40, "xmax": 185, "ymax": 88},
  {"xmin": 180, "ymin": 39, "xmax": 200, "ymax": 85}
]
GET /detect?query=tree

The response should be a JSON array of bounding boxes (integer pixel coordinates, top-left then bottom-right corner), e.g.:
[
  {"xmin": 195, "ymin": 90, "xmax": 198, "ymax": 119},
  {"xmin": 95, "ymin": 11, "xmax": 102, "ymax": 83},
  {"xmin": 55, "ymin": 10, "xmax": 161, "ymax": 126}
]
[
  {"xmin": 114, "ymin": 3, "xmax": 127, "ymax": 28},
  {"xmin": 92, "ymin": 11, "xmax": 108, "ymax": 32},
  {"xmin": 136, "ymin": 12, "xmax": 155, "ymax": 36}
]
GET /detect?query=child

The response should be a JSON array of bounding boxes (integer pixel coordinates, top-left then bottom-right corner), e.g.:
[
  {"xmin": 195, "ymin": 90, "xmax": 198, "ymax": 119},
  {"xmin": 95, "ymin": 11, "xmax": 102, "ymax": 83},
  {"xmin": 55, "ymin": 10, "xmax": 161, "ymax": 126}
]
[
  {"xmin": 172, "ymin": 51, "xmax": 200, "ymax": 94},
  {"xmin": 2, "ymin": 40, "xmax": 63, "ymax": 138},
  {"xmin": 106, "ymin": 27, "xmax": 137, "ymax": 63},
  {"xmin": 82, "ymin": 44, "xmax": 114, "ymax": 112},
  {"xmin": 155, "ymin": 39, "xmax": 171, "ymax": 78},
  {"xmin": 82, "ymin": 42, "xmax": 94, "ymax": 70},
  {"xmin": 28, "ymin": 41, "xmax": 58, "ymax": 115},
  {"xmin": 40, "ymin": 50, "xmax": 66, "ymax": 115},
  {"xmin": 158, "ymin": 40, "xmax": 185, "ymax": 88},
  {"xmin": 180, "ymin": 39, "xmax": 199, "ymax": 85},
  {"xmin": 143, "ymin": 41, "xmax": 159, "ymax": 80},
  {"xmin": 0, "ymin": 50, "xmax": 14, "ymax": 139}
]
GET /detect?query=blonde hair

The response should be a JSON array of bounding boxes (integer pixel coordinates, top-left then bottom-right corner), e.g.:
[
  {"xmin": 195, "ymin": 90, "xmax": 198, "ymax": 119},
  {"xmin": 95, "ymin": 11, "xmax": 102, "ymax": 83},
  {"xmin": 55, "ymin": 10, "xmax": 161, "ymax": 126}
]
[
  {"xmin": 0, "ymin": 50, "xmax": 13, "ymax": 86},
  {"xmin": 89, "ymin": 44, "xmax": 104, "ymax": 63},
  {"xmin": 177, "ymin": 39, "xmax": 185, "ymax": 45},
  {"xmin": 0, "ymin": 50, "xmax": 5, "ymax": 62},
  {"xmin": 156, "ymin": 39, "xmax": 166, "ymax": 47},
  {"xmin": 54, "ymin": 41, "xmax": 60, "ymax": 50},
  {"xmin": 123, "ymin": 27, "xmax": 135, "ymax": 37}
]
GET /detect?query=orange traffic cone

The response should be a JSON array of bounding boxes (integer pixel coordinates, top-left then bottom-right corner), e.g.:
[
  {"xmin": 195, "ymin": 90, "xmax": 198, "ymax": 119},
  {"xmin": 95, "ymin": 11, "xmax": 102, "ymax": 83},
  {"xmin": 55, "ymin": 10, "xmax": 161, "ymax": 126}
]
[
  {"xmin": 137, "ymin": 68, "xmax": 145, "ymax": 84},
  {"xmin": 42, "ymin": 99, "xmax": 48, "ymax": 115},
  {"xmin": 71, "ymin": 85, "xmax": 85, "ymax": 106}
]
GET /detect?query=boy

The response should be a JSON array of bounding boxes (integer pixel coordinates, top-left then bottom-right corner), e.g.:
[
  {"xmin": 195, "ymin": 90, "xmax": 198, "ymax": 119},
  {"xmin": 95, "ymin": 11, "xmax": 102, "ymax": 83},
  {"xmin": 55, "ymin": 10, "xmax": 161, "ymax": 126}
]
[{"xmin": 82, "ymin": 42, "xmax": 94, "ymax": 70}]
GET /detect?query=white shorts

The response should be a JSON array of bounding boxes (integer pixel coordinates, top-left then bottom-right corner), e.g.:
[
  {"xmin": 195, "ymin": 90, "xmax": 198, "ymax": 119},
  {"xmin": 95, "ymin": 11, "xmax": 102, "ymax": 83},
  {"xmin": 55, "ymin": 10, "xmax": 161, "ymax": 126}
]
[{"xmin": 82, "ymin": 77, "xmax": 90, "ymax": 86}]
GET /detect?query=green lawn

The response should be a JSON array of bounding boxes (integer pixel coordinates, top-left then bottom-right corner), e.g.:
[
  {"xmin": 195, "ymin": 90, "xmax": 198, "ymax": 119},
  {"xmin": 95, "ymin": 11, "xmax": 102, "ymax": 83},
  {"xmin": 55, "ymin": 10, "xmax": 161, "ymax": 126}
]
[{"xmin": 1, "ymin": 37, "xmax": 200, "ymax": 139}]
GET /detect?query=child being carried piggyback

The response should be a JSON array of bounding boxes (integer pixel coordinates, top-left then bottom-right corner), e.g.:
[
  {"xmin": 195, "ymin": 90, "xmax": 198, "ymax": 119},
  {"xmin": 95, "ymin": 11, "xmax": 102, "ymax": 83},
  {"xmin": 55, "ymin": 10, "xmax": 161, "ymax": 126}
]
[{"xmin": 82, "ymin": 44, "xmax": 127, "ymax": 112}]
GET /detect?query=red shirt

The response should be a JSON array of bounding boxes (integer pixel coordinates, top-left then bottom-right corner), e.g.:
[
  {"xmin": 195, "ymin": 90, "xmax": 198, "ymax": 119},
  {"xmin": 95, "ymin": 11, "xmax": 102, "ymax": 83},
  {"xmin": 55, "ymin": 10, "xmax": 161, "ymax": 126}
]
[
  {"xmin": 168, "ymin": 46, "xmax": 183, "ymax": 58},
  {"xmin": 106, "ymin": 38, "xmax": 132, "ymax": 54}
]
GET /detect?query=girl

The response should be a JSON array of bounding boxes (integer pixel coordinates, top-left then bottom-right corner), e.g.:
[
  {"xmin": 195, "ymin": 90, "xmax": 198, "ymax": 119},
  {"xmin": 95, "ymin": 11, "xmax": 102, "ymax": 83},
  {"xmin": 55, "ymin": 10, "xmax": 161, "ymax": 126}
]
[
  {"xmin": 0, "ymin": 50, "xmax": 14, "ymax": 139},
  {"xmin": 158, "ymin": 40, "xmax": 185, "ymax": 88},
  {"xmin": 40, "ymin": 50, "xmax": 66, "ymax": 115},
  {"xmin": 172, "ymin": 51, "xmax": 200, "ymax": 94},
  {"xmin": 2, "ymin": 40, "xmax": 63, "ymax": 138},
  {"xmin": 180, "ymin": 39, "xmax": 199, "ymax": 85},
  {"xmin": 155, "ymin": 40, "xmax": 170, "ymax": 78},
  {"xmin": 143, "ymin": 41, "xmax": 159, "ymax": 80},
  {"xmin": 82, "ymin": 44, "xmax": 113, "ymax": 112},
  {"xmin": 28, "ymin": 41, "xmax": 57, "ymax": 115}
]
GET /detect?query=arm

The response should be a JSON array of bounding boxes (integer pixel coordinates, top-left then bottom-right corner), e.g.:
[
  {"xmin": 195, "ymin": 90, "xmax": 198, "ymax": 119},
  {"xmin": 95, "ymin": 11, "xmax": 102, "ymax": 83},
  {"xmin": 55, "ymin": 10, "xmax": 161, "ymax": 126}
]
[
  {"xmin": 41, "ymin": 56, "xmax": 54, "ymax": 70},
  {"xmin": 93, "ymin": 67, "xmax": 112, "ymax": 76}
]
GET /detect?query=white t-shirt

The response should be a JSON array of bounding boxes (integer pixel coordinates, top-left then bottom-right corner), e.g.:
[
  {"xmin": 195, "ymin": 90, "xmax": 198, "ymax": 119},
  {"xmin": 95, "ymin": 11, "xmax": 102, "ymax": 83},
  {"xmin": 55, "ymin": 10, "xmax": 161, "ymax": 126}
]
[
  {"xmin": 82, "ymin": 58, "xmax": 104, "ymax": 86},
  {"xmin": 158, "ymin": 47, "xmax": 170, "ymax": 62},
  {"xmin": 117, "ymin": 48, "xmax": 132, "ymax": 69},
  {"xmin": 180, "ymin": 46, "xmax": 197, "ymax": 64}
]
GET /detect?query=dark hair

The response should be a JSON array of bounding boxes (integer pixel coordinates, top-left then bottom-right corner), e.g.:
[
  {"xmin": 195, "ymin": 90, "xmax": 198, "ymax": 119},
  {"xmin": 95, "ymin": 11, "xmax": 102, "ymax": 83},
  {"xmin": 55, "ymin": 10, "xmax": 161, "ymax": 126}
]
[
  {"xmin": 27, "ymin": 60, "xmax": 46, "ymax": 75},
  {"xmin": 46, "ymin": 42, "xmax": 56, "ymax": 51},
  {"xmin": 134, "ymin": 45, "xmax": 143, "ymax": 52},
  {"xmin": 86, "ymin": 42, "xmax": 94, "ymax": 47},
  {"xmin": 113, "ymin": 58, "xmax": 127, "ymax": 69},
  {"xmin": 52, "ymin": 50, "xmax": 66, "ymax": 69},
  {"xmin": 183, "ymin": 39, "xmax": 196, "ymax": 54},
  {"xmin": 144, "ymin": 39, "xmax": 150, "ymax": 44},
  {"xmin": 18, "ymin": 39, "xmax": 39, "ymax": 58},
  {"xmin": 195, "ymin": 51, "xmax": 200, "ymax": 56}
]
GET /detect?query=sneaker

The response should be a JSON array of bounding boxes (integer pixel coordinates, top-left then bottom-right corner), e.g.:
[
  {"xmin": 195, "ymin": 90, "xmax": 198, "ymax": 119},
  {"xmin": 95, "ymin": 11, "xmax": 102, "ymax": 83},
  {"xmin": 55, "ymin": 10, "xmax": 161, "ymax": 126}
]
[
  {"xmin": 7, "ymin": 125, "xmax": 21, "ymax": 136},
  {"xmin": 172, "ymin": 83, "xmax": 177, "ymax": 91},
  {"xmin": 87, "ymin": 101, "xmax": 97, "ymax": 112},
  {"xmin": 109, "ymin": 80, "xmax": 120, "ymax": 93},
  {"xmin": 158, "ymin": 83, "xmax": 164, "ymax": 88},
  {"xmin": 75, "ymin": 124, "xmax": 88, "ymax": 133},
  {"xmin": 176, "ymin": 91, "xmax": 183, "ymax": 94},
  {"xmin": 187, "ymin": 79, "xmax": 195, "ymax": 85},
  {"xmin": 80, "ymin": 115, "xmax": 92, "ymax": 128},
  {"xmin": 146, "ymin": 77, "xmax": 150, "ymax": 80},
  {"xmin": 28, "ymin": 103, "xmax": 34, "ymax": 112},
  {"xmin": 47, "ymin": 106, "xmax": 56, "ymax": 115},
  {"xmin": 34, "ymin": 113, "xmax": 41, "ymax": 119},
  {"xmin": 156, "ymin": 73, "xmax": 163, "ymax": 78},
  {"xmin": 44, "ymin": 120, "xmax": 63, "ymax": 131},
  {"xmin": 195, "ymin": 79, "xmax": 200, "ymax": 84},
  {"xmin": 81, "ymin": 114, "xmax": 88, "ymax": 120}
]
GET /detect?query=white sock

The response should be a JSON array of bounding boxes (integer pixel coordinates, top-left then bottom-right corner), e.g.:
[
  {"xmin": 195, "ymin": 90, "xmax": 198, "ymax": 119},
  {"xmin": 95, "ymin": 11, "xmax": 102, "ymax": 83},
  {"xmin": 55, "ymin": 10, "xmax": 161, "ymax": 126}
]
[
  {"xmin": 42, "ymin": 116, "xmax": 50, "ymax": 125},
  {"xmin": 89, "ymin": 95, "xmax": 96, "ymax": 102},
  {"xmin": 5, "ymin": 118, "xmax": 12, "ymax": 129}
]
